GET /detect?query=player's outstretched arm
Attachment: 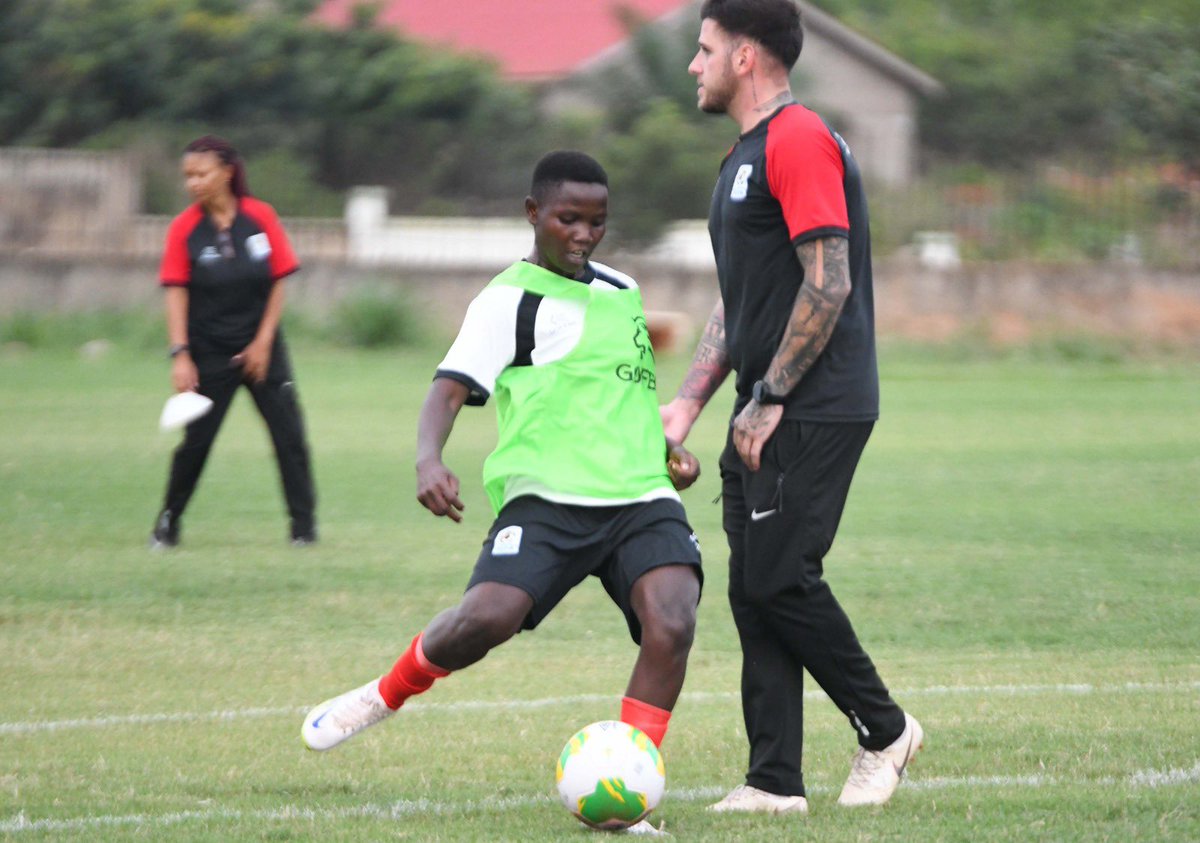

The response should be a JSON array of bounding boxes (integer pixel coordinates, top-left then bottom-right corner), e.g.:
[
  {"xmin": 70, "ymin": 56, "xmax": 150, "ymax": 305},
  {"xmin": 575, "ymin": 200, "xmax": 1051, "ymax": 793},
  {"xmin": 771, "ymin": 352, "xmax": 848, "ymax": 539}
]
[
  {"xmin": 660, "ymin": 298, "xmax": 731, "ymax": 444},
  {"xmin": 416, "ymin": 377, "xmax": 471, "ymax": 522}
]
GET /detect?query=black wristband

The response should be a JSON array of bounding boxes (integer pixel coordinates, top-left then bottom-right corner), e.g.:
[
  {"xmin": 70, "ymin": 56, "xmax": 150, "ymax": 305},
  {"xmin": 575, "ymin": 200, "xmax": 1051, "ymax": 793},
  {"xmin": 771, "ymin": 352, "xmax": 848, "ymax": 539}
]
[
  {"xmin": 168, "ymin": 343, "xmax": 190, "ymax": 358},
  {"xmin": 752, "ymin": 379, "xmax": 787, "ymax": 405}
]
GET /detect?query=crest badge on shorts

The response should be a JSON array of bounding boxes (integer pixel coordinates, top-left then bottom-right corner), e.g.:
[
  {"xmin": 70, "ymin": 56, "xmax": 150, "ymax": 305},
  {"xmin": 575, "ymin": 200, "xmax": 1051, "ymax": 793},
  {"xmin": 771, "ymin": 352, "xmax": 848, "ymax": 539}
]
[{"xmin": 492, "ymin": 525, "xmax": 523, "ymax": 556}]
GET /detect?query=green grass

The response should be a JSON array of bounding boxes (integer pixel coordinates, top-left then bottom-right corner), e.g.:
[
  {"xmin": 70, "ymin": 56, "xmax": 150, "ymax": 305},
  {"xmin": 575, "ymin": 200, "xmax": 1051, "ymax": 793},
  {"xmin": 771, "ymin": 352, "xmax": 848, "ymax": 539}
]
[{"xmin": 1, "ymin": 341, "xmax": 1198, "ymax": 841}]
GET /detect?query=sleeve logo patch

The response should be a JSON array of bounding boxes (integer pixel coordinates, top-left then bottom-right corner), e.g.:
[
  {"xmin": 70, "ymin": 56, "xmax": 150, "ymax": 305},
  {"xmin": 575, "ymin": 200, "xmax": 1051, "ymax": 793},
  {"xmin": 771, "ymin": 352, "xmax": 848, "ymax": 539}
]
[
  {"xmin": 492, "ymin": 525, "xmax": 523, "ymax": 556},
  {"xmin": 246, "ymin": 232, "xmax": 273, "ymax": 262},
  {"xmin": 730, "ymin": 164, "xmax": 753, "ymax": 201}
]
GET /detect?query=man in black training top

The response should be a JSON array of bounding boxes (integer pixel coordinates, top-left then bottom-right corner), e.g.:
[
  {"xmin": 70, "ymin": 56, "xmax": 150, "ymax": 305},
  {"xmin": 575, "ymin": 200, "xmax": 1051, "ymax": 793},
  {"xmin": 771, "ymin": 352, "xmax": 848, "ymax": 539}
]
[{"xmin": 661, "ymin": 0, "xmax": 924, "ymax": 814}]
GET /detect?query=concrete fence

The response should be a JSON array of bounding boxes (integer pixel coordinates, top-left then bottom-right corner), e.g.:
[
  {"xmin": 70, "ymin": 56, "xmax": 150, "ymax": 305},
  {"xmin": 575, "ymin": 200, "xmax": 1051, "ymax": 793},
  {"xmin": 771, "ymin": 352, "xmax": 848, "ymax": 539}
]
[
  {"xmin": 4, "ymin": 253, "xmax": 1198, "ymax": 349},
  {"xmin": 3, "ymin": 154, "xmax": 1198, "ymax": 347}
]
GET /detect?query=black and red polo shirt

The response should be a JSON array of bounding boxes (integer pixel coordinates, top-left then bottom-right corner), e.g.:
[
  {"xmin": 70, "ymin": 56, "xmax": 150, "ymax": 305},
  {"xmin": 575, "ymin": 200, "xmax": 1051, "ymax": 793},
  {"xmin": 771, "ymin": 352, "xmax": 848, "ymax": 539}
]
[
  {"xmin": 159, "ymin": 197, "xmax": 299, "ymax": 356},
  {"xmin": 708, "ymin": 103, "xmax": 878, "ymax": 422}
]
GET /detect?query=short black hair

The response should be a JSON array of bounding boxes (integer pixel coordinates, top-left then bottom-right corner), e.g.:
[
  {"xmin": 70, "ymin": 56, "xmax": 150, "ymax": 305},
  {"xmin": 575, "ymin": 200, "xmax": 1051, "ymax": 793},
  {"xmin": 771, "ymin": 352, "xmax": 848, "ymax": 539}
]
[
  {"xmin": 700, "ymin": 0, "xmax": 803, "ymax": 71},
  {"xmin": 530, "ymin": 150, "xmax": 608, "ymax": 202}
]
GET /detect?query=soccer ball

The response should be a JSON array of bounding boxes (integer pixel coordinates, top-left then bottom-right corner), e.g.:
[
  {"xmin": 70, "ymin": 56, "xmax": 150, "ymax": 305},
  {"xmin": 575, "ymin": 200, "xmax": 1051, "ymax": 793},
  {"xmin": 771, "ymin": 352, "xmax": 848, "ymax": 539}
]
[{"xmin": 555, "ymin": 720, "xmax": 665, "ymax": 830}]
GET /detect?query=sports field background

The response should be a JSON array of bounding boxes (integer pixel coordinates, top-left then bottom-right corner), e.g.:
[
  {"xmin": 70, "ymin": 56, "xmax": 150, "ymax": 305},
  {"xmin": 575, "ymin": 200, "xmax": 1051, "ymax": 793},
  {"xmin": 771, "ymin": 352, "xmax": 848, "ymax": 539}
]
[{"xmin": 1, "ymin": 340, "xmax": 1197, "ymax": 841}]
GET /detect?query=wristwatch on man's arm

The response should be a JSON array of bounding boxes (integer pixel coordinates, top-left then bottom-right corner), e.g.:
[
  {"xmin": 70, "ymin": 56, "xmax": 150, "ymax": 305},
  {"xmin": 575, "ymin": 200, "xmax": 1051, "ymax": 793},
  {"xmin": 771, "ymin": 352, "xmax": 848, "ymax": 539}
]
[{"xmin": 752, "ymin": 379, "xmax": 787, "ymax": 405}]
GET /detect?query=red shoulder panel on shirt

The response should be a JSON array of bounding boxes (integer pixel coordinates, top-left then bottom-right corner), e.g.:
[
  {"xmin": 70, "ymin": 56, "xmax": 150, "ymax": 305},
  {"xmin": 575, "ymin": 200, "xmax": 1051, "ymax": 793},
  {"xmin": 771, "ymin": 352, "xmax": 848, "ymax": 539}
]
[
  {"xmin": 240, "ymin": 196, "xmax": 300, "ymax": 280},
  {"xmin": 159, "ymin": 205, "xmax": 204, "ymax": 286},
  {"xmin": 765, "ymin": 105, "xmax": 849, "ymax": 244}
]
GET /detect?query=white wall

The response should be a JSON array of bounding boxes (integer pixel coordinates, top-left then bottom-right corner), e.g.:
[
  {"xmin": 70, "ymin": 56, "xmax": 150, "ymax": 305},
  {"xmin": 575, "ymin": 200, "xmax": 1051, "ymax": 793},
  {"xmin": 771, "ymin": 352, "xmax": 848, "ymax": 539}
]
[{"xmin": 344, "ymin": 189, "xmax": 716, "ymax": 271}]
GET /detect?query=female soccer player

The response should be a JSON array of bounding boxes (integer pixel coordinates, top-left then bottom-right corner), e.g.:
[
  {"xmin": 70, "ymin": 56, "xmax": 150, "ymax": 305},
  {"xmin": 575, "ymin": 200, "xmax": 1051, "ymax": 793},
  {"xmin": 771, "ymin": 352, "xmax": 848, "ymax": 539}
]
[{"xmin": 301, "ymin": 153, "xmax": 702, "ymax": 793}]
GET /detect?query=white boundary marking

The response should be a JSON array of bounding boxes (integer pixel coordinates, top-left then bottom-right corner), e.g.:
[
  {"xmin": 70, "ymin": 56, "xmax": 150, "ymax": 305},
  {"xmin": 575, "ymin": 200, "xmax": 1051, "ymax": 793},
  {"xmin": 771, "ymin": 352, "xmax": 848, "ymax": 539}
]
[
  {"xmin": 3, "ymin": 764, "xmax": 1199, "ymax": 834},
  {"xmin": 2, "ymin": 679, "xmax": 1197, "ymax": 736}
]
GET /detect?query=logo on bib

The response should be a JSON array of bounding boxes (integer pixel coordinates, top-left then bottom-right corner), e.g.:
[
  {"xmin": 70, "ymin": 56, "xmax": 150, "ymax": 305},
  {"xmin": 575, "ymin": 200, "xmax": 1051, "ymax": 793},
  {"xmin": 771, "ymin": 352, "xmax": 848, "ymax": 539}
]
[
  {"xmin": 614, "ymin": 315, "xmax": 657, "ymax": 390},
  {"xmin": 632, "ymin": 315, "xmax": 653, "ymax": 360},
  {"xmin": 492, "ymin": 525, "xmax": 523, "ymax": 556},
  {"xmin": 730, "ymin": 164, "xmax": 753, "ymax": 201}
]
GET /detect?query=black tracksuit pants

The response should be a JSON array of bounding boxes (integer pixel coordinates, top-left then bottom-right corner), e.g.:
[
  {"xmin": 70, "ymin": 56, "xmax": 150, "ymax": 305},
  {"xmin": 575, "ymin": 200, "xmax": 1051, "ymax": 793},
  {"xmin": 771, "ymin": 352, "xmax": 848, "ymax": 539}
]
[
  {"xmin": 719, "ymin": 419, "xmax": 905, "ymax": 798},
  {"xmin": 160, "ymin": 336, "xmax": 316, "ymax": 539}
]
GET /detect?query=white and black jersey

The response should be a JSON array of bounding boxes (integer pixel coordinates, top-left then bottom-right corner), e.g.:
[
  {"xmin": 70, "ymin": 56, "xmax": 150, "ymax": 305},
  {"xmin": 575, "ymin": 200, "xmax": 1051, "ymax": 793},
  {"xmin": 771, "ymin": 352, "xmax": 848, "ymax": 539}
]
[{"xmin": 435, "ymin": 260, "xmax": 637, "ymax": 405}]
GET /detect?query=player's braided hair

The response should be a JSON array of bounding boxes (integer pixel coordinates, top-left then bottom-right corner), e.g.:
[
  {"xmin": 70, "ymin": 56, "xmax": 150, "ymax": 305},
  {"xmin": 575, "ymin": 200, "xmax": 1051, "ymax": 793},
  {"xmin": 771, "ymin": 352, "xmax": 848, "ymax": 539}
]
[
  {"xmin": 700, "ymin": 0, "xmax": 804, "ymax": 71},
  {"xmin": 184, "ymin": 135, "xmax": 251, "ymax": 198},
  {"xmin": 530, "ymin": 150, "xmax": 608, "ymax": 202}
]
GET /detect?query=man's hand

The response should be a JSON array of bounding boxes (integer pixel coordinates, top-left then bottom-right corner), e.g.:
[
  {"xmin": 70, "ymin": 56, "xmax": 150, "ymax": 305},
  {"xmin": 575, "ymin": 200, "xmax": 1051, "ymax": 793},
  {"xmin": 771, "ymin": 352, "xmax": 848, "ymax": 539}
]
[
  {"xmin": 732, "ymin": 400, "xmax": 784, "ymax": 472},
  {"xmin": 666, "ymin": 439, "xmax": 701, "ymax": 490},
  {"xmin": 232, "ymin": 338, "xmax": 272, "ymax": 384},
  {"xmin": 416, "ymin": 457, "xmax": 465, "ymax": 522}
]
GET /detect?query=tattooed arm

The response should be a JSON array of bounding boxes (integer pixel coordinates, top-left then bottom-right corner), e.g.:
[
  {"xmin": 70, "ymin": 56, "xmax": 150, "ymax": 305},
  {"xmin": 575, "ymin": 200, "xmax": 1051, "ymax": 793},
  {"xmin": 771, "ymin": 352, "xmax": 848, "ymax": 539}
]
[
  {"xmin": 660, "ymin": 298, "xmax": 732, "ymax": 445},
  {"xmin": 732, "ymin": 235, "xmax": 851, "ymax": 470}
]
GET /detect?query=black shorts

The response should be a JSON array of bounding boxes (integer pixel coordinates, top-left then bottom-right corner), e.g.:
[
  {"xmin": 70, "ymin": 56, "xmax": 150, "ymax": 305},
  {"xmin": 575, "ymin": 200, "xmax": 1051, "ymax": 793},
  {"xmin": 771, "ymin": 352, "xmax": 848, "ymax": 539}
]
[{"xmin": 467, "ymin": 495, "xmax": 703, "ymax": 643}]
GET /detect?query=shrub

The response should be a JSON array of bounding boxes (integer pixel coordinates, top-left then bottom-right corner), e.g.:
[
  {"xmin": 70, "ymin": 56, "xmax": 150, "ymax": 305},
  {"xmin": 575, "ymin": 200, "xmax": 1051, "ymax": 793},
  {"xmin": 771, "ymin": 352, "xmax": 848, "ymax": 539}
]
[
  {"xmin": 329, "ymin": 286, "xmax": 422, "ymax": 348},
  {"xmin": 0, "ymin": 309, "xmax": 162, "ymax": 350}
]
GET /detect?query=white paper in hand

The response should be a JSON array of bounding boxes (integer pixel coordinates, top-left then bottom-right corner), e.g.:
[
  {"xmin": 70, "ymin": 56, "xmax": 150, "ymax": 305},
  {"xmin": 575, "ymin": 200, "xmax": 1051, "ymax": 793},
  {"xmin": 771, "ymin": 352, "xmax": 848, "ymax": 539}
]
[{"xmin": 159, "ymin": 391, "xmax": 214, "ymax": 432}]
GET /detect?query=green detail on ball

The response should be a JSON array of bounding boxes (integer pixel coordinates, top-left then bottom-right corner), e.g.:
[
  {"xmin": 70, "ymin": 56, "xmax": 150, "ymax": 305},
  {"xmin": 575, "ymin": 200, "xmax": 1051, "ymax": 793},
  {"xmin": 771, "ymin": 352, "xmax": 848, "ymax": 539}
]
[
  {"xmin": 558, "ymin": 729, "xmax": 589, "ymax": 782},
  {"xmin": 577, "ymin": 776, "xmax": 650, "ymax": 827},
  {"xmin": 630, "ymin": 728, "xmax": 665, "ymax": 776}
]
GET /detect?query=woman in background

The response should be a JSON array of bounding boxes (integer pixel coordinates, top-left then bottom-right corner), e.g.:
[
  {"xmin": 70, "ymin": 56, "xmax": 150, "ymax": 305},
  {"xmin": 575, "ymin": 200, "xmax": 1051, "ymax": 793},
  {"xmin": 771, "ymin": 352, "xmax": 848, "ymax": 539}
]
[{"xmin": 151, "ymin": 135, "xmax": 317, "ymax": 548}]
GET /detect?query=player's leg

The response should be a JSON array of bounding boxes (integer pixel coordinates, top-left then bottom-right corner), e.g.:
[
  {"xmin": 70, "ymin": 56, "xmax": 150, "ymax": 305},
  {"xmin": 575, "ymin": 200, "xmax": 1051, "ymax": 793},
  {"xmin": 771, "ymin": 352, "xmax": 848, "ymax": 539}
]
[
  {"xmin": 151, "ymin": 357, "xmax": 241, "ymax": 547},
  {"xmin": 602, "ymin": 500, "xmax": 702, "ymax": 749},
  {"xmin": 300, "ymin": 584, "xmax": 533, "ymax": 753},
  {"xmin": 245, "ymin": 337, "xmax": 316, "ymax": 543},
  {"xmin": 747, "ymin": 420, "xmax": 919, "ymax": 806},
  {"xmin": 708, "ymin": 440, "xmax": 809, "ymax": 813},
  {"xmin": 416, "ymin": 581, "xmax": 533, "ymax": 671},
  {"xmin": 754, "ymin": 422, "xmax": 905, "ymax": 740},
  {"xmin": 301, "ymin": 496, "xmax": 585, "ymax": 752},
  {"xmin": 622, "ymin": 564, "xmax": 700, "ymax": 746}
]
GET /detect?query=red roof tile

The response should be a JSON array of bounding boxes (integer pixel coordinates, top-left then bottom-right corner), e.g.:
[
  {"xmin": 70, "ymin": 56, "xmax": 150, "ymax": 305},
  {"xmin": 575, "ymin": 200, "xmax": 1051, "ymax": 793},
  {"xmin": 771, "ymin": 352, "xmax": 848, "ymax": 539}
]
[{"xmin": 315, "ymin": 0, "xmax": 692, "ymax": 80}]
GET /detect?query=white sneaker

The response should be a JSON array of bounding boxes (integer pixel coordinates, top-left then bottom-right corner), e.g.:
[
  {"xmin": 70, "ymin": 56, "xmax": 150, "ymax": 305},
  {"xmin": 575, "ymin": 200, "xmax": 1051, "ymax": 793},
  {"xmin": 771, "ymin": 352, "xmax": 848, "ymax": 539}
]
[
  {"xmin": 837, "ymin": 712, "xmax": 924, "ymax": 806},
  {"xmin": 301, "ymin": 678, "xmax": 395, "ymax": 751},
  {"xmin": 622, "ymin": 819, "xmax": 668, "ymax": 835},
  {"xmin": 708, "ymin": 784, "xmax": 809, "ymax": 814}
]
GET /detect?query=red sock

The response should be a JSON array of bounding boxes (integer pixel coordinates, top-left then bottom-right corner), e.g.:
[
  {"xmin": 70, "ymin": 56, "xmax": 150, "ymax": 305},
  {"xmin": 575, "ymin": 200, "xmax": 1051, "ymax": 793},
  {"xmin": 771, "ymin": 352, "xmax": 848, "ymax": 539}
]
[
  {"xmin": 377, "ymin": 632, "xmax": 450, "ymax": 710},
  {"xmin": 621, "ymin": 696, "xmax": 671, "ymax": 748}
]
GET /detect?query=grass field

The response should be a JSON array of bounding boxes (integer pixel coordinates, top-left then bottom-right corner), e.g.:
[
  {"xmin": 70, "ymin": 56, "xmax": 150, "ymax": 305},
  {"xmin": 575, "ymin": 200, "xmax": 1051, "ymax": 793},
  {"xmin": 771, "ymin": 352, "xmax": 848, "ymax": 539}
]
[{"xmin": 1, "ymin": 340, "xmax": 1198, "ymax": 841}]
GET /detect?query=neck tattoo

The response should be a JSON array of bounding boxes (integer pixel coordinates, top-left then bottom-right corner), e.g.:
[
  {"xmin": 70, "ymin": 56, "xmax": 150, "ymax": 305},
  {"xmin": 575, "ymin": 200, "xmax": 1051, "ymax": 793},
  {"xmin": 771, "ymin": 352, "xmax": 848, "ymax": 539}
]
[{"xmin": 754, "ymin": 90, "xmax": 795, "ymax": 114}]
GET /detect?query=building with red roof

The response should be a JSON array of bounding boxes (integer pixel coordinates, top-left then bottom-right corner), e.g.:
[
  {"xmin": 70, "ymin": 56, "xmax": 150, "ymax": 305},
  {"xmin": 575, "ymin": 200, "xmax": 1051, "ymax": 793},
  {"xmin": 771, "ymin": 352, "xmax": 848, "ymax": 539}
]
[
  {"xmin": 315, "ymin": 0, "xmax": 687, "ymax": 81},
  {"xmin": 314, "ymin": 0, "xmax": 942, "ymax": 184}
]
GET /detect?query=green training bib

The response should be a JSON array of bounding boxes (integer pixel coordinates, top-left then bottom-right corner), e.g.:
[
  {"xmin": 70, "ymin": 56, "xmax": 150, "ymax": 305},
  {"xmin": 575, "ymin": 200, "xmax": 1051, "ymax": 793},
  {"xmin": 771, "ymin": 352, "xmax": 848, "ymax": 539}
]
[{"xmin": 481, "ymin": 262, "xmax": 672, "ymax": 513}]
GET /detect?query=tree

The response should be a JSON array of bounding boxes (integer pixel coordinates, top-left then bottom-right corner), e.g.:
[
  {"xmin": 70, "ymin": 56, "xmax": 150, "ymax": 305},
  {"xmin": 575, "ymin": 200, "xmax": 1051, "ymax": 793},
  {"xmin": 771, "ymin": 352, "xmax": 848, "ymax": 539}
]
[
  {"xmin": 604, "ymin": 100, "xmax": 728, "ymax": 248},
  {"xmin": 0, "ymin": 0, "xmax": 549, "ymax": 211},
  {"xmin": 1093, "ymin": 19, "xmax": 1200, "ymax": 171}
]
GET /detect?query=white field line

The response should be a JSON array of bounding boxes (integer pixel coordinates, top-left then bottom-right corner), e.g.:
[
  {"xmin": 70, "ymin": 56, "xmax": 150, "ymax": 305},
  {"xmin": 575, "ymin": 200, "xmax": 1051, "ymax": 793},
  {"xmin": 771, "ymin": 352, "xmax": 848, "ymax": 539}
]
[
  {"xmin": 3, "ymin": 763, "xmax": 1199, "ymax": 835},
  {"xmin": 2, "ymin": 680, "xmax": 1198, "ymax": 736}
]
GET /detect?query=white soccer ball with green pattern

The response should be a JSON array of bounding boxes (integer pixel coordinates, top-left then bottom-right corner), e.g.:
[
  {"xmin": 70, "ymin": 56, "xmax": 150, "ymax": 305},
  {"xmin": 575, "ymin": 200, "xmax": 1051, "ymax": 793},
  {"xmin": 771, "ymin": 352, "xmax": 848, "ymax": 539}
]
[{"xmin": 555, "ymin": 720, "xmax": 665, "ymax": 830}]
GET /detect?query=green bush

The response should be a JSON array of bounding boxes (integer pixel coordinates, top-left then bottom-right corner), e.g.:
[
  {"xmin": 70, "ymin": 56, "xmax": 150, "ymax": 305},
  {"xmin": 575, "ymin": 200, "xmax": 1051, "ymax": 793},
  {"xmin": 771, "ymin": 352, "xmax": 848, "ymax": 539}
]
[
  {"xmin": 329, "ymin": 286, "xmax": 423, "ymax": 348},
  {"xmin": 0, "ymin": 309, "xmax": 162, "ymax": 351},
  {"xmin": 0, "ymin": 313, "xmax": 46, "ymax": 347}
]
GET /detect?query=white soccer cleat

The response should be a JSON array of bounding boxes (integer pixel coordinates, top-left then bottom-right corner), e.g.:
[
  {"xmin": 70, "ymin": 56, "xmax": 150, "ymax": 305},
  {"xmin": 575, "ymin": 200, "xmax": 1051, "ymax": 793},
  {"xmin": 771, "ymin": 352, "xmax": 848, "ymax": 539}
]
[
  {"xmin": 837, "ymin": 712, "xmax": 924, "ymax": 807},
  {"xmin": 707, "ymin": 784, "xmax": 809, "ymax": 814},
  {"xmin": 301, "ymin": 678, "xmax": 395, "ymax": 751}
]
